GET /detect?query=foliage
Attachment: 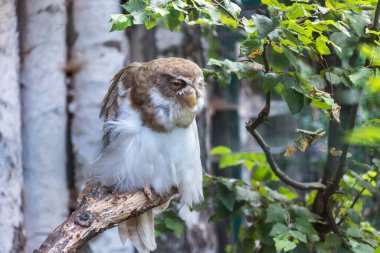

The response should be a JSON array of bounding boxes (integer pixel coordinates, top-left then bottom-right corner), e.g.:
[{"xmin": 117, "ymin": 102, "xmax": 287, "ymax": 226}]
[
  {"xmin": 155, "ymin": 209, "xmax": 186, "ymax": 238},
  {"xmin": 111, "ymin": 0, "xmax": 380, "ymax": 252},
  {"xmin": 208, "ymin": 148, "xmax": 380, "ymax": 252}
]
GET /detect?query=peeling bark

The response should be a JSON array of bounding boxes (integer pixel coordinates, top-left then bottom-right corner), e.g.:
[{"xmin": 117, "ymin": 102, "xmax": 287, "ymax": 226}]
[
  {"xmin": 35, "ymin": 187, "xmax": 177, "ymax": 253},
  {"xmin": 0, "ymin": 1, "xmax": 25, "ymax": 252}
]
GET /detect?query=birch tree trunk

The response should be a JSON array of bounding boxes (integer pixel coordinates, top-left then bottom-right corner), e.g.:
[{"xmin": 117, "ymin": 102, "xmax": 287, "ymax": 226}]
[
  {"xmin": 19, "ymin": 1, "xmax": 69, "ymax": 252},
  {"xmin": 0, "ymin": 1, "xmax": 25, "ymax": 252},
  {"xmin": 69, "ymin": 1, "xmax": 132, "ymax": 252}
]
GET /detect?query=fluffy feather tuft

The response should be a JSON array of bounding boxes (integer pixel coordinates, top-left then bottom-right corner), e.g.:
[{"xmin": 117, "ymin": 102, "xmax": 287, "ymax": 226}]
[{"xmin": 90, "ymin": 92, "xmax": 203, "ymax": 205}]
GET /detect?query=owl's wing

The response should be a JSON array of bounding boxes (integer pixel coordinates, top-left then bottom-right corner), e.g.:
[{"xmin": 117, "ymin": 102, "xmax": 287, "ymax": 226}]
[
  {"xmin": 79, "ymin": 62, "xmax": 142, "ymax": 201},
  {"xmin": 99, "ymin": 62, "xmax": 142, "ymax": 120}
]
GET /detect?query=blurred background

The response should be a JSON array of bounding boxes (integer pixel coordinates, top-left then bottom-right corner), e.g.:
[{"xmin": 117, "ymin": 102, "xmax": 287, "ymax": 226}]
[{"xmin": 1, "ymin": 0, "xmax": 377, "ymax": 253}]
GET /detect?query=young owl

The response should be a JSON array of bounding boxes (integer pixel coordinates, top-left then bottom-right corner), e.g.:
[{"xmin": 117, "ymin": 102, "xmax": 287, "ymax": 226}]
[{"xmin": 89, "ymin": 57, "xmax": 205, "ymax": 252}]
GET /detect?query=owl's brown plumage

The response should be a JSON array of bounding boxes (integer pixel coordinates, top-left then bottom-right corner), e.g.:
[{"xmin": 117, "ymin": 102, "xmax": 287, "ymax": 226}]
[
  {"xmin": 90, "ymin": 57, "xmax": 206, "ymax": 253},
  {"xmin": 100, "ymin": 57, "xmax": 205, "ymax": 132}
]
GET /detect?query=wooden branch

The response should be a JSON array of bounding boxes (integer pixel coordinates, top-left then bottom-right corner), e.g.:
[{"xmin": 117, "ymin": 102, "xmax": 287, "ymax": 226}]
[
  {"xmin": 245, "ymin": 43, "xmax": 271, "ymax": 131},
  {"xmin": 34, "ymin": 185, "xmax": 178, "ymax": 253},
  {"xmin": 245, "ymin": 127, "xmax": 326, "ymax": 190}
]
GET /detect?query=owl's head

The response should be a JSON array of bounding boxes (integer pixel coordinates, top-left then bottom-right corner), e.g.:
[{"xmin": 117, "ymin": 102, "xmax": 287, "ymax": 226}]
[
  {"xmin": 140, "ymin": 57, "xmax": 205, "ymax": 110},
  {"xmin": 130, "ymin": 58, "xmax": 206, "ymax": 130}
]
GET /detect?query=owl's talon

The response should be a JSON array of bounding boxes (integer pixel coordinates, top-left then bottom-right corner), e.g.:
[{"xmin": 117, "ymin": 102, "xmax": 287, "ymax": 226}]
[{"xmin": 144, "ymin": 187, "xmax": 154, "ymax": 202}]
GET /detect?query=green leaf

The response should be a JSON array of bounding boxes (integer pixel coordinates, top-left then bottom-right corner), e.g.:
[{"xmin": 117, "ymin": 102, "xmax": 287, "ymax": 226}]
[
  {"xmin": 242, "ymin": 17, "xmax": 255, "ymax": 33},
  {"xmin": 265, "ymin": 204, "xmax": 290, "ymax": 223},
  {"xmin": 350, "ymin": 240, "xmax": 375, "ymax": 253},
  {"xmin": 210, "ymin": 146, "xmax": 232, "ymax": 155},
  {"xmin": 224, "ymin": 0, "xmax": 241, "ymax": 18},
  {"xmin": 298, "ymin": 34, "xmax": 313, "ymax": 45},
  {"xmin": 263, "ymin": 73, "xmax": 280, "ymax": 92},
  {"xmin": 220, "ymin": 14, "xmax": 238, "ymax": 29},
  {"xmin": 155, "ymin": 210, "xmax": 185, "ymax": 238},
  {"xmin": 289, "ymin": 230, "xmax": 307, "ymax": 243},
  {"xmin": 261, "ymin": 0, "xmax": 287, "ymax": 10},
  {"xmin": 167, "ymin": 8, "xmax": 181, "ymax": 31},
  {"xmin": 290, "ymin": 205, "xmax": 320, "ymax": 222},
  {"xmin": 252, "ymin": 14, "xmax": 279, "ymax": 39},
  {"xmin": 348, "ymin": 170, "xmax": 377, "ymax": 193},
  {"xmin": 279, "ymin": 73, "xmax": 297, "ymax": 88},
  {"xmin": 316, "ymin": 36, "xmax": 331, "ymax": 55},
  {"xmin": 282, "ymin": 88, "xmax": 304, "ymax": 114},
  {"xmin": 110, "ymin": 14, "xmax": 133, "ymax": 31},
  {"xmin": 219, "ymin": 154, "xmax": 243, "ymax": 168},
  {"xmin": 274, "ymin": 238, "xmax": 297, "ymax": 252},
  {"xmin": 203, "ymin": 6, "xmax": 221, "ymax": 24},
  {"xmin": 286, "ymin": 4, "xmax": 311, "ymax": 19},
  {"xmin": 217, "ymin": 184, "xmax": 236, "ymax": 211},
  {"xmin": 349, "ymin": 67, "xmax": 374, "ymax": 88},
  {"xmin": 324, "ymin": 68, "xmax": 342, "ymax": 85},
  {"xmin": 347, "ymin": 126, "xmax": 380, "ymax": 146},
  {"xmin": 282, "ymin": 46, "xmax": 298, "ymax": 67},
  {"xmin": 132, "ymin": 11, "xmax": 149, "ymax": 24},
  {"xmin": 293, "ymin": 218, "xmax": 319, "ymax": 237},
  {"xmin": 253, "ymin": 165, "xmax": 272, "ymax": 181},
  {"xmin": 164, "ymin": 213, "xmax": 185, "ymax": 238},
  {"xmin": 305, "ymin": 190, "xmax": 317, "ymax": 206},
  {"xmin": 324, "ymin": 233, "xmax": 342, "ymax": 248},
  {"xmin": 144, "ymin": 18, "xmax": 157, "ymax": 29},
  {"xmin": 269, "ymin": 223, "xmax": 288, "ymax": 236},
  {"xmin": 122, "ymin": 0, "xmax": 146, "ymax": 13},
  {"xmin": 240, "ymin": 38, "xmax": 263, "ymax": 56},
  {"xmin": 235, "ymin": 186, "xmax": 261, "ymax": 202},
  {"xmin": 206, "ymin": 59, "xmax": 262, "ymax": 84},
  {"xmin": 288, "ymin": 21, "xmax": 312, "ymax": 37},
  {"xmin": 361, "ymin": 44, "xmax": 380, "ymax": 67},
  {"xmin": 347, "ymin": 13, "xmax": 370, "ymax": 37},
  {"xmin": 277, "ymin": 187, "xmax": 298, "ymax": 200}
]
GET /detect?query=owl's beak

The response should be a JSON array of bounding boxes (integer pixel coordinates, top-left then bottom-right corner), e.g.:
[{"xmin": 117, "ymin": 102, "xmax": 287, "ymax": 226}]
[{"xmin": 185, "ymin": 89, "xmax": 197, "ymax": 108}]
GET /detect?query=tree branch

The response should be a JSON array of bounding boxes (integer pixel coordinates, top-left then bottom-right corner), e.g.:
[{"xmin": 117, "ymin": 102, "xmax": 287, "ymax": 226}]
[
  {"xmin": 245, "ymin": 42, "xmax": 326, "ymax": 190},
  {"xmin": 34, "ymin": 185, "xmax": 177, "ymax": 253},
  {"xmin": 245, "ymin": 127, "xmax": 326, "ymax": 190},
  {"xmin": 323, "ymin": 103, "xmax": 359, "ymax": 198},
  {"xmin": 373, "ymin": 0, "xmax": 380, "ymax": 30},
  {"xmin": 246, "ymin": 43, "xmax": 271, "ymax": 131},
  {"xmin": 316, "ymin": 0, "xmax": 380, "ymax": 238}
]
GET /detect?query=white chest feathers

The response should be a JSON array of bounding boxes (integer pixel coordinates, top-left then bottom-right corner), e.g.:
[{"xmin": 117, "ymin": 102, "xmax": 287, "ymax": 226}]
[{"xmin": 91, "ymin": 96, "xmax": 203, "ymax": 206}]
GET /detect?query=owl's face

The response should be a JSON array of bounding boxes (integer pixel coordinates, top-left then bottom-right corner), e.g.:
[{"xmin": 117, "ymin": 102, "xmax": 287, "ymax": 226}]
[
  {"xmin": 131, "ymin": 58, "xmax": 205, "ymax": 131},
  {"xmin": 155, "ymin": 71, "xmax": 205, "ymax": 112}
]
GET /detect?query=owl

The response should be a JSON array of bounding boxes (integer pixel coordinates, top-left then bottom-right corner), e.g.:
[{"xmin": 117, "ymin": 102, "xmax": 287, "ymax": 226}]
[{"xmin": 88, "ymin": 57, "xmax": 206, "ymax": 252}]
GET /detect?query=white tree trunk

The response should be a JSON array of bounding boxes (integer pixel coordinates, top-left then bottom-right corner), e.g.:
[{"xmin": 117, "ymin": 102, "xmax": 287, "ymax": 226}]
[
  {"xmin": 19, "ymin": 1, "xmax": 69, "ymax": 252},
  {"xmin": 69, "ymin": 1, "xmax": 132, "ymax": 252},
  {"xmin": 0, "ymin": 1, "xmax": 24, "ymax": 252}
]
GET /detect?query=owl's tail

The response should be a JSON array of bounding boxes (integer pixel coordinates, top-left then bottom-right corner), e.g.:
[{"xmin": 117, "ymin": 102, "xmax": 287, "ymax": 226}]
[
  {"xmin": 119, "ymin": 210, "xmax": 156, "ymax": 253},
  {"xmin": 118, "ymin": 201, "xmax": 171, "ymax": 253}
]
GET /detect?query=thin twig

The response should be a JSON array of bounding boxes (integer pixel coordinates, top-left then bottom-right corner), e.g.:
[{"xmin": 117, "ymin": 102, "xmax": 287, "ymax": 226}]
[
  {"xmin": 325, "ymin": 199, "xmax": 351, "ymax": 249},
  {"xmin": 245, "ymin": 127, "xmax": 326, "ymax": 190},
  {"xmin": 211, "ymin": 0, "xmax": 243, "ymax": 26},
  {"xmin": 337, "ymin": 171, "xmax": 379, "ymax": 225},
  {"xmin": 246, "ymin": 43, "xmax": 271, "ymax": 130},
  {"xmin": 245, "ymin": 43, "xmax": 325, "ymax": 190}
]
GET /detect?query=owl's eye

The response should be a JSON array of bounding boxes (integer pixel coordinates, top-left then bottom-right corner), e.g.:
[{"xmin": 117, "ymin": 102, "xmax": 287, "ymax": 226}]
[{"xmin": 170, "ymin": 79, "xmax": 186, "ymax": 89}]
